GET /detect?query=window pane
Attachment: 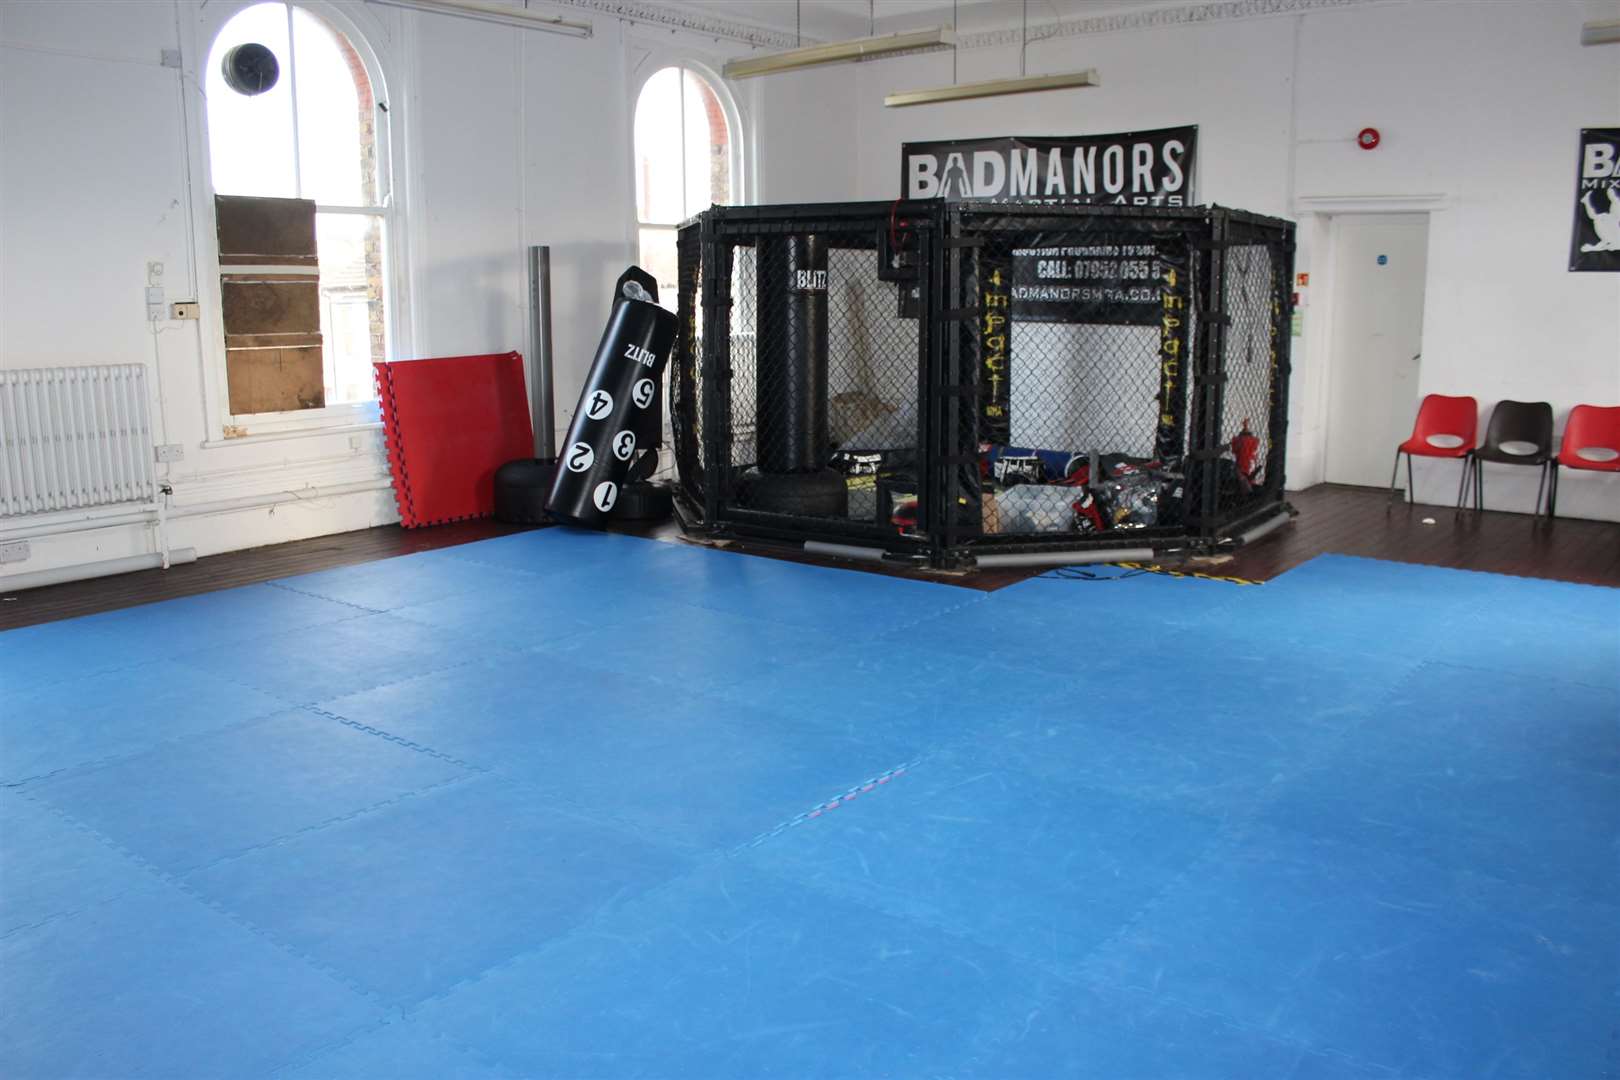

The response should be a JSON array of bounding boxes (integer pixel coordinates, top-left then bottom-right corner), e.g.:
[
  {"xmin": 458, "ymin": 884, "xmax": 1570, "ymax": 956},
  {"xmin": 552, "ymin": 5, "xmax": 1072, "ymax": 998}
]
[
  {"xmin": 634, "ymin": 68, "xmax": 685, "ymax": 226},
  {"xmin": 683, "ymin": 71, "xmax": 728, "ymax": 217},
  {"xmin": 316, "ymin": 213, "xmax": 385, "ymax": 403},
  {"xmin": 293, "ymin": 9, "xmax": 373, "ymax": 207},
  {"xmin": 206, "ymin": 2, "xmax": 296, "ymax": 198},
  {"xmin": 638, "ymin": 226, "xmax": 677, "ymax": 312}
]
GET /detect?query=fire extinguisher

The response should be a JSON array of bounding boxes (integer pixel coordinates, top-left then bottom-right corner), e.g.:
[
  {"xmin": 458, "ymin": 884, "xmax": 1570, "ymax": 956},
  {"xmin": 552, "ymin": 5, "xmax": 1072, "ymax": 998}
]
[{"xmin": 1231, "ymin": 418, "xmax": 1261, "ymax": 493}]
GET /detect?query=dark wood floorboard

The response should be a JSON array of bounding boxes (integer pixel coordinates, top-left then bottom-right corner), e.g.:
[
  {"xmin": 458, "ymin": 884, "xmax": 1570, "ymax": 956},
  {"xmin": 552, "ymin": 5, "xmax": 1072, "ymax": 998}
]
[
  {"xmin": 0, "ymin": 519, "xmax": 526, "ymax": 631},
  {"xmin": 1222, "ymin": 484, "xmax": 1620, "ymax": 587},
  {"xmin": 3, "ymin": 483, "xmax": 1614, "ymax": 631}
]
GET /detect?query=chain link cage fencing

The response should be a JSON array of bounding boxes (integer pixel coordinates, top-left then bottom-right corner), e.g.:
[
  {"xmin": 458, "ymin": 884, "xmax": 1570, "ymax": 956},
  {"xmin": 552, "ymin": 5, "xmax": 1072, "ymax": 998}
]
[
  {"xmin": 672, "ymin": 201, "xmax": 1293, "ymax": 567},
  {"xmin": 1203, "ymin": 214, "xmax": 1293, "ymax": 535}
]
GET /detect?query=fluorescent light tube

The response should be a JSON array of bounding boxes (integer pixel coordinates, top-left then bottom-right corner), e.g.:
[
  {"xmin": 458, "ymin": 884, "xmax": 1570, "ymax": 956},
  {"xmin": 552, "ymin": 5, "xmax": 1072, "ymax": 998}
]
[
  {"xmin": 367, "ymin": 0, "xmax": 592, "ymax": 37},
  {"xmin": 723, "ymin": 26, "xmax": 956, "ymax": 80},
  {"xmin": 885, "ymin": 68, "xmax": 1100, "ymax": 108},
  {"xmin": 1581, "ymin": 19, "xmax": 1620, "ymax": 45}
]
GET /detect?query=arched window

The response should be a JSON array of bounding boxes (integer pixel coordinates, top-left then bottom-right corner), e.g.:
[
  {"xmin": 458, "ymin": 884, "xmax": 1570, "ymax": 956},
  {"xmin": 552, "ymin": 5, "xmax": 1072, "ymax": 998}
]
[
  {"xmin": 634, "ymin": 66, "xmax": 734, "ymax": 308},
  {"xmin": 205, "ymin": 2, "xmax": 391, "ymax": 408}
]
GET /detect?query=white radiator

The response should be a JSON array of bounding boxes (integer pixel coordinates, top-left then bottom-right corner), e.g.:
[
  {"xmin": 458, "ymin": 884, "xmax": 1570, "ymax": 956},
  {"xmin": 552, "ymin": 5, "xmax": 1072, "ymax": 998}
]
[{"xmin": 0, "ymin": 365, "xmax": 157, "ymax": 518}]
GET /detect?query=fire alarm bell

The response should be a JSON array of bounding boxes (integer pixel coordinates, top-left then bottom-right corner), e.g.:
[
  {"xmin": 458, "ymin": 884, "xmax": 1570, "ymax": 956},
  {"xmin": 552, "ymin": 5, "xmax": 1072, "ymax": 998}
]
[{"xmin": 1357, "ymin": 127, "xmax": 1381, "ymax": 150}]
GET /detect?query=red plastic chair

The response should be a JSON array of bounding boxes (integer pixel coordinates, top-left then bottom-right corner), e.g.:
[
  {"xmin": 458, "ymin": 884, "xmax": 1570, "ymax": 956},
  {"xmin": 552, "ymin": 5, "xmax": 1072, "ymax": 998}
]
[
  {"xmin": 1548, "ymin": 404, "xmax": 1620, "ymax": 517},
  {"xmin": 1390, "ymin": 394, "xmax": 1478, "ymax": 507}
]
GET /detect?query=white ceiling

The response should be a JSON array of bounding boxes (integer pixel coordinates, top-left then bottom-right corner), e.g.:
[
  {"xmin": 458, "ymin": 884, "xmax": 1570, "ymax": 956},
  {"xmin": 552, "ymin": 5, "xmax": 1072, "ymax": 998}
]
[{"xmin": 667, "ymin": 0, "xmax": 1198, "ymax": 42}]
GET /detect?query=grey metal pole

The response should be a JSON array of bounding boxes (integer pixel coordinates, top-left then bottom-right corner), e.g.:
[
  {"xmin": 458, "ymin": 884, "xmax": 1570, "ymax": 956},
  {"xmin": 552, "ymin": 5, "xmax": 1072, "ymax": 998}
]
[
  {"xmin": 528, "ymin": 244, "xmax": 557, "ymax": 460},
  {"xmin": 975, "ymin": 547, "xmax": 1155, "ymax": 569}
]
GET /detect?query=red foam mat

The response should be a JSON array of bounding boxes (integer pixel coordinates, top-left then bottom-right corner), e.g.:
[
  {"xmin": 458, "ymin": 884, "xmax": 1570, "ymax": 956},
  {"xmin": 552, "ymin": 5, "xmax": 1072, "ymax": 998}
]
[{"xmin": 375, "ymin": 352, "xmax": 533, "ymax": 528}]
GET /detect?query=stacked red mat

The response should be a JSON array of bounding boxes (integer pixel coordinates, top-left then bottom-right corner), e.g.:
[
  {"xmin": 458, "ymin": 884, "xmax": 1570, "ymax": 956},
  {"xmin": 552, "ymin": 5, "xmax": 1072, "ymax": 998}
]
[{"xmin": 375, "ymin": 352, "xmax": 533, "ymax": 528}]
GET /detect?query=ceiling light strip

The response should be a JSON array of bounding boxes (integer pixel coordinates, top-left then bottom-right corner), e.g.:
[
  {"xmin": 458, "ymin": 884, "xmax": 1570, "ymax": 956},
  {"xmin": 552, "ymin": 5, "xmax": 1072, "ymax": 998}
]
[
  {"xmin": 1581, "ymin": 19, "xmax": 1620, "ymax": 46},
  {"xmin": 722, "ymin": 26, "xmax": 956, "ymax": 80},
  {"xmin": 884, "ymin": 69, "xmax": 1100, "ymax": 108}
]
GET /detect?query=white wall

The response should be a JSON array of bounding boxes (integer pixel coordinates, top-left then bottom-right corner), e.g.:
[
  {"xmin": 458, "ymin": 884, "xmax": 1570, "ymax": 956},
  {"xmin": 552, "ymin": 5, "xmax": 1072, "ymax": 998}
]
[
  {"xmin": 851, "ymin": 0, "xmax": 1620, "ymax": 519},
  {"xmin": 2, "ymin": 0, "xmax": 1615, "ymax": 591},
  {"xmin": 1292, "ymin": 0, "xmax": 1620, "ymax": 517},
  {"xmin": 0, "ymin": 0, "xmax": 860, "ymax": 584}
]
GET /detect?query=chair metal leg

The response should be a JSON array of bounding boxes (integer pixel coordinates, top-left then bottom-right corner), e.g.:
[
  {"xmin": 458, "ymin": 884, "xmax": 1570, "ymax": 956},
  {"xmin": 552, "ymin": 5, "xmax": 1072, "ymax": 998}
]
[
  {"xmin": 1535, "ymin": 461, "xmax": 1548, "ymax": 518},
  {"xmin": 1548, "ymin": 463, "xmax": 1559, "ymax": 518},
  {"xmin": 1474, "ymin": 455, "xmax": 1483, "ymax": 512},
  {"xmin": 1406, "ymin": 455, "xmax": 1416, "ymax": 506},
  {"xmin": 1454, "ymin": 455, "xmax": 1470, "ymax": 510},
  {"xmin": 1388, "ymin": 450, "xmax": 1403, "ymax": 507}
]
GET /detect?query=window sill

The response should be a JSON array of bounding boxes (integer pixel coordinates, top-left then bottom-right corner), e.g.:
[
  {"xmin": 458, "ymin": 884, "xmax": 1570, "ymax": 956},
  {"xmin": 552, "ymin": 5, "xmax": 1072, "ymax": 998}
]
[{"xmin": 202, "ymin": 400, "xmax": 383, "ymax": 449}]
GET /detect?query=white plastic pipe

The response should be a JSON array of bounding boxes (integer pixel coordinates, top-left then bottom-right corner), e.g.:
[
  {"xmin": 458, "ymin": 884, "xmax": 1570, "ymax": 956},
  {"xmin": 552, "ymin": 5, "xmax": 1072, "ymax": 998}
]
[
  {"xmin": 0, "ymin": 547, "xmax": 197, "ymax": 593},
  {"xmin": 168, "ymin": 479, "xmax": 393, "ymax": 520}
]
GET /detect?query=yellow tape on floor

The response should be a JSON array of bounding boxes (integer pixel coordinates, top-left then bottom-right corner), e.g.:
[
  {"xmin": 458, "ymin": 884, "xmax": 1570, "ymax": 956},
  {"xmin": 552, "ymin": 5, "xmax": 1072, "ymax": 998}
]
[{"xmin": 1115, "ymin": 561, "xmax": 1263, "ymax": 586}]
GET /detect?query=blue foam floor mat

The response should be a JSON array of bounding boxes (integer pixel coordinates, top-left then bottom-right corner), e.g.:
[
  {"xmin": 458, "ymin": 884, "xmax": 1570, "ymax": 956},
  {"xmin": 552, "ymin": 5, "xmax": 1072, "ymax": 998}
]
[{"xmin": 2, "ymin": 532, "xmax": 1616, "ymax": 1079}]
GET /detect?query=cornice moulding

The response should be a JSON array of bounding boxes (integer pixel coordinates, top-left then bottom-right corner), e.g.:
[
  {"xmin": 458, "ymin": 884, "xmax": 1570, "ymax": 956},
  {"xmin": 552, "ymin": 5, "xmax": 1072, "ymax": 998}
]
[
  {"xmin": 550, "ymin": 1, "xmax": 803, "ymax": 48},
  {"xmin": 956, "ymin": 0, "xmax": 1386, "ymax": 49},
  {"xmin": 545, "ymin": 0, "xmax": 1389, "ymax": 55}
]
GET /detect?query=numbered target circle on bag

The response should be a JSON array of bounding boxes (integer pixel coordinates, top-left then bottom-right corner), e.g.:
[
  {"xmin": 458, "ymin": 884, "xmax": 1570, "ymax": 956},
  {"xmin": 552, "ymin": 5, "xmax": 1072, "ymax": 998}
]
[
  {"xmin": 632, "ymin": 378, "xmax": 655, "ymax": 410},
  {"xmin": 585, "ymin": 389, "xmax": 613, "ymax": 421},
  {"xmin": 612, "ymin": 430, "xmax": 636, "ymax": 461},
  {"xmin": 592, "ymin": 481, "xmax": 618, "ymax": 512},
  {"xmin": 565, "ymin": 442, "xmax": 595, "ymax": 472}
]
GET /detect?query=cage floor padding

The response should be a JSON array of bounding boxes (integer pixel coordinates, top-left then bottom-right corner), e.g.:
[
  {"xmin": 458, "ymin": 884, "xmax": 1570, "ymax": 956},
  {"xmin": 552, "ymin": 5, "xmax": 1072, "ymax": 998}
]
[
  {"xmin": 2, "ymin": 537, "xmax": 1617, "ymax": 1079},
  {"xmin": 375, "ymin": 352, "xmax": 533, "ymax": 528}
]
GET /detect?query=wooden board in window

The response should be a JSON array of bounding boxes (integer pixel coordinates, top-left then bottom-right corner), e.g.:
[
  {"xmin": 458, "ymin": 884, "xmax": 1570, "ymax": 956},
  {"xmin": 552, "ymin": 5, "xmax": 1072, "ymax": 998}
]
[
  {"xmin": 215, "ymin": 194, "xmax": 319, "ymax": 267},
  {"xmin": 221, "ymin": 278, "xmax": 320, "ymax": 336},
  {"xmin": 226, "ymin": 347, "xmax": 325, "ymax": 414},
  {"xmin": 216, "ymin": 195, "xmax": 325, "ymax": 413}
]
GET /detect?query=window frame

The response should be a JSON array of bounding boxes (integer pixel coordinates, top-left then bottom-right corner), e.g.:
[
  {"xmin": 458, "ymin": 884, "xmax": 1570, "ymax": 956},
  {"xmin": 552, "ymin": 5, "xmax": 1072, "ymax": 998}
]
[
  {"xmin": 627, "ymin": 53, "xmax": 746, "ymax": 273},
  {"xmin": 626, "ymin": 51, "xmax": 743, "ymax": 479},
  {"xmin": 188, "ymin": 0, "xmax": 412, "ymax": 438}
]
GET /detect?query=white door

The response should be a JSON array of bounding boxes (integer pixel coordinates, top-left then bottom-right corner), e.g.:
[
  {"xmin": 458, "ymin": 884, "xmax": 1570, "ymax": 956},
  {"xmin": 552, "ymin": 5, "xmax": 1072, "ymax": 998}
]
[{"xmin": 1324, "ymin": 214, "xmax": 1430, "ymax": 488}]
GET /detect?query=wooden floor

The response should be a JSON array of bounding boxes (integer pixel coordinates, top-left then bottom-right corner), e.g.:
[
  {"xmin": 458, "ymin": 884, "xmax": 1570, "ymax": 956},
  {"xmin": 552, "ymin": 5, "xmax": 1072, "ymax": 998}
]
[
  {"xmin": 1223, "ymin": 483, "xmax": 1620, "ymax": 587},
  {"xmin": 3, "ymin": 483, "xmax": 1615, "ymax": 631},
  {"xmin": 0, "ymin": 519, "xmax": 526, "ymax": 631}
]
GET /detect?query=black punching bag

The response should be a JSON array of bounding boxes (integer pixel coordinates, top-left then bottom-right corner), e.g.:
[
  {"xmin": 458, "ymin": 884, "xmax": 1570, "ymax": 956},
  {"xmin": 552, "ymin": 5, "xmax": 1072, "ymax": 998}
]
[
  {"xmin": 757, "ymin": 234, "xmax": 829, "ymax": 473},
  {"xmin": 546, "ymin": 277, "xmax": 678, "ymax": 524}
]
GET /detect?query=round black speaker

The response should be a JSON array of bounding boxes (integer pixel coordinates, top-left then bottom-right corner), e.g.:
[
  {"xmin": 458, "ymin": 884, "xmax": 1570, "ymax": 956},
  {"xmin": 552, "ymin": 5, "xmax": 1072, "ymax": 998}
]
[{"xmin": 222, "ymin": 43, "xmax": 280, "ymax": 96}]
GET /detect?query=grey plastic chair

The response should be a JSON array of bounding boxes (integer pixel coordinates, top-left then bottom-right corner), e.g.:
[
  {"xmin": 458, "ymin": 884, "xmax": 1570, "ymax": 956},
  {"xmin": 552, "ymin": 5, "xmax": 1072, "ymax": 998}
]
[{"xmin": 1465, "ymin": 399, "xmax": 1554, "ymax": 515}]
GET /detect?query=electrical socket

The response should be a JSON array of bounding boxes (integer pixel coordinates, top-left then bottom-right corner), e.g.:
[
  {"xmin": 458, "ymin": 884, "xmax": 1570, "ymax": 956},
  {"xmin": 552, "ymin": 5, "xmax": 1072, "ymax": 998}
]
[
  {"xmin": 0, "ymin": 540, "xmax": 30, "ymax": 565},
  {"xmin": 170, "ymin": 301, "xmax": 199, "ymax": 320},
  {"xmin": 147, "ymin": 260, "xmax": 164, "ymax": 282},
  {"xmin": 155, "ymin": 443, "xmax": 184, "ymax": 463}
]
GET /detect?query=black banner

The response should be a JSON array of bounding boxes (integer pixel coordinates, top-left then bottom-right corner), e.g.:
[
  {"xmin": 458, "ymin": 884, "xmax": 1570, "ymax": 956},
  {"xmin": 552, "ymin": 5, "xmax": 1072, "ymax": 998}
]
[
  {"xmin": 1570, "ymin": 127, "xmax": 1620, "ymax": 272},
  {"xmin": 978, "ymin": 253, "xmax": 1012, "ymax": 445},
  {"xmin": 1007, "ymin": 235, "xmax": 1166, "ymax": 325},
  {"xmin": 1155, "ymin": 254, "xmax": 1191, "ymax": 472},
  {"xmin": 901, "ymin": 126, "xmax": 1197, "ymax": 206}
]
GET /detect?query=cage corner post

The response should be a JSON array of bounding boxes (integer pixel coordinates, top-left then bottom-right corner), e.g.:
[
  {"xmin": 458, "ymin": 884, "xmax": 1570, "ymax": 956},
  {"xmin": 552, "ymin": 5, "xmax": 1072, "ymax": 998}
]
[
  {"xmin": 699, "ymin": 213, "xmax": 732, "ymax": 530},
  {"xmin": 1193, "ymin": 207, "xmax": 1234, "ymax": 546},
  {"xmin": 1266, "ymin": 223, "xmax": 1298, "ymax": 504}
]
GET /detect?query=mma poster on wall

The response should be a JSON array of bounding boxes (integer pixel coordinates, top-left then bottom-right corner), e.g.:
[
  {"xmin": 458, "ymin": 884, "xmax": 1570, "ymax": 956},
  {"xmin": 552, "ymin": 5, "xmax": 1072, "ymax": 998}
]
[
  {"xmin": 897, "ymin": 127, "xmax": 1198, "ymax": 325},
  {"xmin": 1570, "ymin": 127, "xmax": 1620, "ymax": 272},
  {"xmin": 900, "ymin": 126, "xmax": 1197, "ymax": 206}
]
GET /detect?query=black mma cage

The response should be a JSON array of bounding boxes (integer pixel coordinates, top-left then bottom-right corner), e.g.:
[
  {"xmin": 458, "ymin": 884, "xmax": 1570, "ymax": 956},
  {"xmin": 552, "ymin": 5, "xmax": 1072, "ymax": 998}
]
[{"xmin": 669, "ymin": 200, "xmax": 1295, "ymax": 569}]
